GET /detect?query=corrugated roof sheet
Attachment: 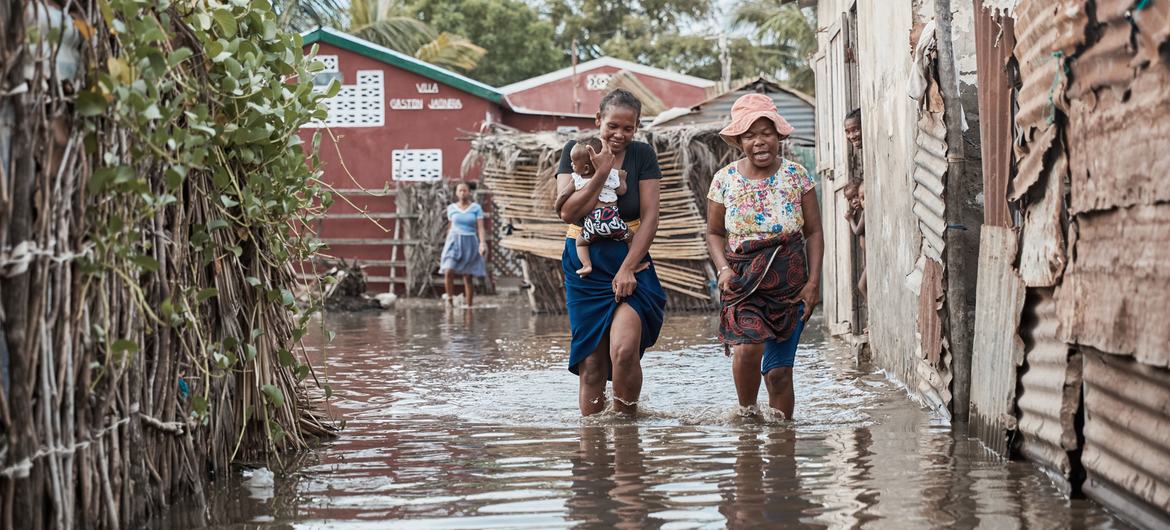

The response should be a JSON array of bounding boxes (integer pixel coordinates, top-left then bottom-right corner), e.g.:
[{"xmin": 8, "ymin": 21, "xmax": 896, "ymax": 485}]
[
  {"xmin": 1082, "ymin": 349, "xmax": 1170, "ymax": 521},
  {"xmin": 1066, "ymin": 28, "xmax": 1170, "ymax": 214},
  {"xmin": 975, "ymin": 7, "xmax": 1016, "ymax": 228},
  {"xmin": 1058, "ymin": 204, "xmax": 1170, "ymax": 367},
  {"xmin": 654, "ymin": 78, "xmax": 816, "ymax": 145},
  {"xmin": 1015, "ymin": 288, "xmax": 1080, "ymax": 490}
]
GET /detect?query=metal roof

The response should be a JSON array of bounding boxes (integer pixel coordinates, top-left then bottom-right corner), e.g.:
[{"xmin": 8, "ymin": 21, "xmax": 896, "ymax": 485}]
[
  {"xmin": 650, "ymin": 77, "xmax": 816, "ymax": 145},
  {"xmin": 498, "ymin": 56, "xmax": 716, "ymax": 94},
  {"xmin": 301, "ymin": 27, "xmax": 504, "ymax": 104}
]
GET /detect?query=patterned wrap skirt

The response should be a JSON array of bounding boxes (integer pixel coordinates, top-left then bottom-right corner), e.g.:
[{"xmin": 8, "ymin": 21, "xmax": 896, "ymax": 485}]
[
  {"xmin": 439, "ymin": 232, "xmax": 486, "ymax": 277},
  {"xmin": 562, "ymin": 237, "xmax": 667, "ymax": 377},
  {"xmin": 719, "ymin": 234, "xmax": 808, "ymax": 353}
]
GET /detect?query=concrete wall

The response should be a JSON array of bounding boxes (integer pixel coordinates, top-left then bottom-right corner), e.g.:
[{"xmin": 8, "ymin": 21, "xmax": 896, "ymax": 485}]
[{"xmin": 853, "ymin": 0, "xmax": 924, "ymax": 387}]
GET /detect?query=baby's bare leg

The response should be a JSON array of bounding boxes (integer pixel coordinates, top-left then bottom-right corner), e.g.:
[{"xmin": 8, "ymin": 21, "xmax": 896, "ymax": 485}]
[{"xmin": 575, "ymin": 235, "xmax": 593, "ymax": 277}]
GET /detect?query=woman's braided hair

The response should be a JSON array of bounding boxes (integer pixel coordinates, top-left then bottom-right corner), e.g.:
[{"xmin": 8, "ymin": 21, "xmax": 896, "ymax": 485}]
[{"xmin": 599, "ymin": 88, "xmax": 642, "ymax": 119}]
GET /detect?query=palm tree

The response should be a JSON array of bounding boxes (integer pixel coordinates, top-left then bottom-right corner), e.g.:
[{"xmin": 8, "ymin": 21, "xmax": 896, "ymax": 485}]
[
  {"xmin": 733, "ymin": 1, "xmax": 816, "ymax": 93},
  {"xmin": 275, "ymin": 0, "xmax": 348, "ymax": 32},
  {"xmin": 348, "ymin": 0, "xmax": 485, "ymax": 72}
]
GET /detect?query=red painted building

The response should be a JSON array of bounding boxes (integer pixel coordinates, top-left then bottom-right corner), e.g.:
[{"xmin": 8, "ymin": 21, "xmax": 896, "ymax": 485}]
[
  {"xmin": 500, "ymin": 56, "xmax": 717, "ymax": 118},
  {"xmin": 300, "ymin": 28, "xmax": 509, "ymax": 292}
]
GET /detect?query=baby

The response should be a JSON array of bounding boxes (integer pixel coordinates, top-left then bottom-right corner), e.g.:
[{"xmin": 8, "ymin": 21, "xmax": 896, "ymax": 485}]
[{"xmin": 570, "ymin": 137, "xmax": 628, "ymax": 277}]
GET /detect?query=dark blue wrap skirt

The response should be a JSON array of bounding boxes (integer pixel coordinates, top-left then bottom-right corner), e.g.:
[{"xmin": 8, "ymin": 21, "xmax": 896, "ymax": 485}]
[{"xmin": 562, "ymin": 237, "xmax": 667, "ymax": 377}]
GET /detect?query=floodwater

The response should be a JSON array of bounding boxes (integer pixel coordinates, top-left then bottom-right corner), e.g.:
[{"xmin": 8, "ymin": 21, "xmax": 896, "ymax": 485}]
[{"xmin": 161, "ymin": 297, "xmax": 1126, "ymax": 529}]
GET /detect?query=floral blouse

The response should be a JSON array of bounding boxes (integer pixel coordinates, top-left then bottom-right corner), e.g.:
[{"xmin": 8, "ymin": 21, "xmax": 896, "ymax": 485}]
[{"xmin": 706, "ymin": 159, "xmax": 816, "ymax": 251}]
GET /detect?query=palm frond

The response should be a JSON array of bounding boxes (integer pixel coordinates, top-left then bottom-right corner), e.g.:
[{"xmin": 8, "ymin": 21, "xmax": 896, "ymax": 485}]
[
  {"xmin": 352, "ymin": 16, "xmax": 438, "ymax": 55},
  {"xmin": 416, "ymin": 32, "xmax": 486, "ymax": 71}
]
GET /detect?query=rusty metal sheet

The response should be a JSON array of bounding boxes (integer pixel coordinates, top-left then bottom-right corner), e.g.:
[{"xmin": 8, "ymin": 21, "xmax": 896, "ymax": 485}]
[
  {"xmin": 1133, "ymin": 0, "xmax": 1170, "ymax": 66},
  {"xmin": 975, "ymin": 6, "xmax": 1016, "ymax": 227},
  {"xmin": 1066, "ymin": 66, "xmax": 1170, "ymax": 214},
  {"xmin": 981, "ymin": 0, "xmax": 1017, "ymax": 16},
  {"xmin": 913, "ymin": 82, "xmax": 948, "ymax": 264},
  {"xmin": 1009, "ymin": 123, "xmax": 1056, "ymax": 202},
  {"xmin": 970, "ymin": 227, "xmax": 1026, "ymax": 455},
  {"xmin": 1082, "ymin": 349, "xmax": 1170, "ymax": 523},
  {"xmin": 1067, "ymin": 0, "xmax": 1137, "ymax": 99},
  {"xmin": 918, "ymin": 259, "xmax": 945, "ymax": 367},
  {"xmin": 915, "ymin": 257, "xmax": 951, "ymax": 415},
  {"xmin": 1019, "ymin": 147, "xmax": 1067, "ymax": 287},
  {"xmin": 1013, "ymin": 1, "xmax": 1065, "ymax": 136},
  {"xmin": 1015, "ymin": 288, "xmax": 1081, "ymax": 488},
  {"xmin": 1052, "ymin": 0, "xmax": 1089, "ymax": 55},
  {"xmin": 1057, "ymin": 204, "xmax": 1170, "ymax": 366}
]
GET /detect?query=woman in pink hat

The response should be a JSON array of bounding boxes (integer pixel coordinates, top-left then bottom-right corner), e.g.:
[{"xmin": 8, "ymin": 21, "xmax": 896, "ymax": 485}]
[{"xmin": 705, "ymin": 93, "xmax": 824, "ymax": 420}]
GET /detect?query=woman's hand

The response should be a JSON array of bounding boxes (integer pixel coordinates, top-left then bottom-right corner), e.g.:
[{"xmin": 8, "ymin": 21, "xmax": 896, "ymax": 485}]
[
  {"xmin": 717, "ymin": 267, "xmax": 735, "ymax": 291},
  {"xmin": 478, "ymin": 241, "xmax": 487, "ymax": 257},
  {"xmin": 612, "ymin": 264, "xmax": 641, "ymax": 301},
  {"xmin": 588, "ymin": 142, "xmax": 616, "ymax": 177},
  {"xmin": 787, "ymin": 281, "xmax": 821, "ymax": 323}
]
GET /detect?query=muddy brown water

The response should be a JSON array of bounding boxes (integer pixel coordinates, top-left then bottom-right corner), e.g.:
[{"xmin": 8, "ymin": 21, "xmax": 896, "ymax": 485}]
[{"xmin": 158, "ymin": 298, "xmax": 1125, "ymax": 529}]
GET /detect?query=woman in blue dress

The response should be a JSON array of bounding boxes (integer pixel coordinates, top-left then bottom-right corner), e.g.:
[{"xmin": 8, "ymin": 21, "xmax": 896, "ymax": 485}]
[
  {"xmin": 440, "ymin": 181, "xmax": 487, "ymax": 308},
  {"xmin": 555, "ymin": 89, "xmax": 668, "ymax": 416}
]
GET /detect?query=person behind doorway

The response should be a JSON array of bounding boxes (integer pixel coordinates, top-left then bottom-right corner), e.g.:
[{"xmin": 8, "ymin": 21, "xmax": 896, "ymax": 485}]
[
  {"xmin": 843, "ymin": 179, "xmax": 867, "ymax": 301},
  {"xmin": 555, "ymin": 89, "xmax": 667, "ymax": 417},
  {"xmin": 705, "ymin": 93, "xmax": 825, "ymax": 420},
  {"xmin": 569, "ymin": 136, "xmax": 630, "ymax": 277},
  {"xmin": 844, "ymin": 108, "xmax": 862, "ymax": 152},
  {"xmin": 439, "ymin": 182, "xmax": 487, "ymax": 308}
]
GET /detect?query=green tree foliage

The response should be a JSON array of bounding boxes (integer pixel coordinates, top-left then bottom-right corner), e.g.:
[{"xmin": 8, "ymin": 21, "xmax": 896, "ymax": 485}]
[
  {"xmin": 538, "ymin": 0, "xmax": 813, "ymax": 93},
  {"xmin": 348, "ymin": 0, "xmax": 486, "ymax": 71},
  {"xmin": 542, "ymin": 0, "xmax": 712, "ymax": 60},
  {"xmin": 733, "ymin": 1, "xmax": 816, "ymax": 92},
  {"xmin": 409, "ymin": 0, "xmax": 562, "ymax": 86}
]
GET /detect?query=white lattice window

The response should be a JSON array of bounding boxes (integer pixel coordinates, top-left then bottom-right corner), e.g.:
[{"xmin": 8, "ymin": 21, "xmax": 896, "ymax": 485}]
[
  {"xmin": 312, "ymin": 55, "xmax": 342, "ymax": 87},
  {"xmin": 303, "ymin": 69, "xmax": 385, "ymax": 128},
  {"xmin": 392, "ymin": 149, "xmax": 442, "ymax": 181},
  {"xmin": 587, "ymin": 73, "xmax": 612, "ymax": 90}
]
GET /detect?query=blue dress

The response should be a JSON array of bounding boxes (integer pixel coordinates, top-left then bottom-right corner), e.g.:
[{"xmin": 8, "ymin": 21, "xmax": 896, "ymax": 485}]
[
  {"xmin": 439, "ymin": 202, "xmax": 486, "ymax": 277},
  {"xmin": 557, "ymin": 140, "xmax": 667, "ymax": 376}
]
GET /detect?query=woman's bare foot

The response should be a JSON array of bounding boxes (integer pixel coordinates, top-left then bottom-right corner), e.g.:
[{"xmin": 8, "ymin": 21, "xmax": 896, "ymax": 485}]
[{"xmin": 576, "ymin": 265, "xmax": 592, "ymax": 277}]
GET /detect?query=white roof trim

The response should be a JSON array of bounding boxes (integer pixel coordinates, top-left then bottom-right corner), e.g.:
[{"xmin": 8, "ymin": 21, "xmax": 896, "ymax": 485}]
[
  {"xmin": 303, "ymin": 27, "xmax": 500, "ymax": 95},
  {"xmin": 499, "ymin": 56, "xmax": 716, "ymax": 94},
  {"xmin": 503, "ymin": 97, "xmax": 596, "ymax": 118}
]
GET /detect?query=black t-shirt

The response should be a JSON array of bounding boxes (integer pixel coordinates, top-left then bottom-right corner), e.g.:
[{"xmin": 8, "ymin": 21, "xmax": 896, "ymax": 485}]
[{"xmin": 557, "ymin": 140, "xmax": 662, "ymax": 225}]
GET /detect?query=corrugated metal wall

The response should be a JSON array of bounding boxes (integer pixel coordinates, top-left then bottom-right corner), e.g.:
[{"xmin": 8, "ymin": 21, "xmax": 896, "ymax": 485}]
[
  {"xmin": 909, "ymin": 25, "xmax": 952, "ymax": 416},
  {"xmin": 1082, "ymin": 350, "xmax": 1170, "ymax": 526},
  {"xmin": 973, "ymin": 4, "xmax": 1014, "ymax": 228},
  {"xmin": 974, "ymin": 0, "xmax": 1170, "ymax": 524},
  {"xmin": 1014, "ymin": 288, "xmax": 1081, "ymax": 491}
]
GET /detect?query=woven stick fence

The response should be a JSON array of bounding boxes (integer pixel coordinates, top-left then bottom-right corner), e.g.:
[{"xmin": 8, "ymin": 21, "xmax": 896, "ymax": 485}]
[
  {"xmin": 464, "ymin": 124, "xmax": 738, "ymax": 313},
  {"xmin": 1, "ymin": 2, "xmax": 331, "ymax": 528}
]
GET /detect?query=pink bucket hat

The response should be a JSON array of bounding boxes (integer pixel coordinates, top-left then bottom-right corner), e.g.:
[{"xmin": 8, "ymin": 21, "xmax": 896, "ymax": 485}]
[{"xmin": 718, "ymin": 93, "xmax": 795, "ymax": 148}]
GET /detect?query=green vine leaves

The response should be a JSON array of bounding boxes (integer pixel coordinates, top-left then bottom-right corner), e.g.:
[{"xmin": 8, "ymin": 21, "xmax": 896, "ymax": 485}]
[{"xmin": 79, "ymin": 0, "xmax": 338, "ymax": 450}]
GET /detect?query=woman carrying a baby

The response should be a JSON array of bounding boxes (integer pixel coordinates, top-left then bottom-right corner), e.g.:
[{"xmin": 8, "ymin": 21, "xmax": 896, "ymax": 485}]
[{"xmin": 555, "ymin": 89, "xmax": 667, "ymax": 417}]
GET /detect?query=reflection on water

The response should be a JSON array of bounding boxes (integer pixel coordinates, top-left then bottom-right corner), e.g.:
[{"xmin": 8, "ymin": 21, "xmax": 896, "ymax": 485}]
[{"xmin": 156, "ymin": 298, "xmax": 1125, "ymax": 529}]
